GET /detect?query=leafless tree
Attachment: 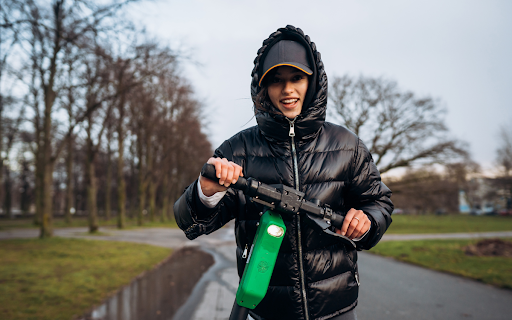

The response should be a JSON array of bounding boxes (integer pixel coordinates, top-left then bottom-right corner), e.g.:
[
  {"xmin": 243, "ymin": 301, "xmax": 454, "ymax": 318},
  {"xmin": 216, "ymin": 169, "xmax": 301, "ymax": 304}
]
[
  {"xmin": 329, "ymin": 75, "xmax": 468, "ymax": 174},
  {"xmin": 0, "ymin": 0, "xmax": 25, "ymax": 219},
  {"xmin": 495, "ymin": 123, "xmax": 512, "ymax": 209},
  {"xmin": 384, "ymin": 166, "xmax": 459, "ymax": 214},
  {"xmin": 1, "ymin": 0, "xmax": 212, "ymax": 232},
  {"xmin": 2, "ymin": 0, "xmax": 137, "ymax": 237},
  {"xmin": 497, "ymin": 124, "xmax": 512, "ymax": 176}
]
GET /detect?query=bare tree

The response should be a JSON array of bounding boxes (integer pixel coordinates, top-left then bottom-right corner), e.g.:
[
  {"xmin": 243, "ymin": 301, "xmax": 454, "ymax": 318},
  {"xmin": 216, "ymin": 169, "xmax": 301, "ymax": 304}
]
[
  {"xmin": 1, "ymin": 0, "xmax": 25, "ymax": 219},
  {"xmin": 126, "ymin": 43, "xmax": 178, "ymax": 225},
  {"xmin": 495, "ymin": 123, "xmax": 512, "ymax": 210},
  {"xmin": 497, "ymin": 124, "xmax": 512, "ymax": 176},
  {"xmin": 384, "ymin": 166, "xmax": 459, "ymax": 214},
  {"xmin": 329, "ymin": 75, "xmax": 468, "ymax": 174},
  {"xmin": 104, "ymin": 106, "xmax": 115, "ymax": 221},
  {"xmin": 4, "ymin": 0, "xmax": 136, "ymax": 237},
  {"xmin": 2, "ymin": 0, "xmax": 212, "ymax": 231},
  {"xmin": 82, "ymin": 44, "xmax": 116, "ymax": 233}
]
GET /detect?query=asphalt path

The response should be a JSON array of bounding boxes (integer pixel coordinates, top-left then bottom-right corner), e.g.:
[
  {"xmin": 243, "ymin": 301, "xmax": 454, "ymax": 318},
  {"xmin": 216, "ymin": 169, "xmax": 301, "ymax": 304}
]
[{"xmin": 2, "ymin": 226, "xmax": 512, "ymax": 319}]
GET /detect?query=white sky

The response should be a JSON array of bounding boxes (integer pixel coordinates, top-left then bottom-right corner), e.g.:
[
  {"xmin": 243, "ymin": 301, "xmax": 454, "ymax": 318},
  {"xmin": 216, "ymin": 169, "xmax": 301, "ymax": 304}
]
[{"xmin": 128, "ymin": 0, "xmax": 512, "ymax": 175}]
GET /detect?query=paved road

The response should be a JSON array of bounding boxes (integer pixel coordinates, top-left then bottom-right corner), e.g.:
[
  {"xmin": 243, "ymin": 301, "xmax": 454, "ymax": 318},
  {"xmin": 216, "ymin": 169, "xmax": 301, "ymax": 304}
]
[
  {"xmin": 0, "ymin": 227, "xmax": 189, "ymax": 248},
  {"xmin": 2, "ymin": 227, "xmax": 512, "ymax": 319}
]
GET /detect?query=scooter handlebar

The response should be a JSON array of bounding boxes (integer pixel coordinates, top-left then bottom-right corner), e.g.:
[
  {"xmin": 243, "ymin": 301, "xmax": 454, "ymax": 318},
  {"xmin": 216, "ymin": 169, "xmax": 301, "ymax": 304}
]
[
  {"xmin": 330, "ymin": 213, "xmax": 344, "ymax": 230},
  {"xmin": 200, "ymin": 163, "xmax": 347, "ymax": 233}
]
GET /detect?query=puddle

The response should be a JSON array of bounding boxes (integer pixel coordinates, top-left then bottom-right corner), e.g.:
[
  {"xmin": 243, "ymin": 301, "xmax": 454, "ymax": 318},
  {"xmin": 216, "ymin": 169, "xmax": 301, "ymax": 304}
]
[{"xmin": 79, "ymin": 246, "xmax": 214, "ymax": 320}]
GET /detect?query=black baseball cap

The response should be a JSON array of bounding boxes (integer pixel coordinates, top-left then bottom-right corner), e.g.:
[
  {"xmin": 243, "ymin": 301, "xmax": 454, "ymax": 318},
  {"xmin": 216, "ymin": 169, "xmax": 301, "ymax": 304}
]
[{"xmin": 259, "ymin": 40, "xmax": 313, "ymax": 86}]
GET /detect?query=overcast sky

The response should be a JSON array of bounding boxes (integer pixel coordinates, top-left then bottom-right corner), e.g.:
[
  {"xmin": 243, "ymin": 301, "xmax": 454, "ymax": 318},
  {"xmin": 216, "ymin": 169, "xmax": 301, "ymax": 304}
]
[{"xmin": 129, "ymin": 0, "xmax": 512, "ymax": 175}]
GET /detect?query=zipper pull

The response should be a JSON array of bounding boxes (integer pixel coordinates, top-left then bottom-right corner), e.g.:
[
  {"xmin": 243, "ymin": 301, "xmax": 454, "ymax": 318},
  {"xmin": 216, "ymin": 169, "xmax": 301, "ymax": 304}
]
[
  {"xmin": 242, "ymin": 244, "xmax": 248, "ymax": 258},
  {"xmin": 288, "ymin": 118, "xmax": 296, "ymax": 137}
]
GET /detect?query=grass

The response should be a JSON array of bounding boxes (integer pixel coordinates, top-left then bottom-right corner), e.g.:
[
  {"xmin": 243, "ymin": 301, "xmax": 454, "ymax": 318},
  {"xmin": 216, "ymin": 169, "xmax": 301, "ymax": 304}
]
[
  {"xmin": 370, "ymin": 238, "xmax": 512, "ymax": 289},
  {"xmin": 3, "ymin": 214, "xmax": 512, "ymax": 235},
  {"xmin": 0, "ymin": 237, "xmax": 172, "ymax": 320},
  {"xmin": 0, "ymin": 216, "xmax": 178, "ymax": 231},
  {"xmin": 387, "ymin": 214, "xmax": 512, "ymax": 234}
]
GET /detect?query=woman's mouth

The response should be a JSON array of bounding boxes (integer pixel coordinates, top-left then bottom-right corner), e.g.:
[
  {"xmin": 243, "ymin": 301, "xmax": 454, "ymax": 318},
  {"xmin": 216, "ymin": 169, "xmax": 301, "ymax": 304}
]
[{"xmin": 281, "ymin": 98, "xmax": 299, "ymax": 107}]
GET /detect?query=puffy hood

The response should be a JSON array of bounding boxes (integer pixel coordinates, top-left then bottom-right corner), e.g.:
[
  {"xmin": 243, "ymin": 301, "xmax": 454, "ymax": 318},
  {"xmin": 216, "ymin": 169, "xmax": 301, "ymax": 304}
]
[{"xmin": 251, "ymin": 25, "xmax": 328, "ymax": 142}]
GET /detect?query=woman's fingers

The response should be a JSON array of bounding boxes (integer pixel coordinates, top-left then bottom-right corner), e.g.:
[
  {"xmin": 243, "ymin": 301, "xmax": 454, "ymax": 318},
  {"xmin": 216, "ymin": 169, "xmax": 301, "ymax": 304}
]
[
  {"xmin": 337, "ymin": 208, "xmax": 370, "ymax": 239},
  {"xmin": 220, "ymin": 159, "xmax": 230, "ymax": 185},
  {"xmin": 233, "ymin": 164, "xmax": 243, "ymax": 184},
  {"xmin": 207, "ymin": 157, "xmax": 223, "ymax": 179},
  {"xmin": 206, "ymin": 157, "xmax": 243, "ymax": 187}
]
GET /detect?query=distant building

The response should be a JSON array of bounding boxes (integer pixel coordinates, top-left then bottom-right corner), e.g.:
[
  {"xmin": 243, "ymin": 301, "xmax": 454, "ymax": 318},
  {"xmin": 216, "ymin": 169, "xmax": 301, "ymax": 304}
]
[
  {"xmin": 459, "ymin": 177, "xmax": 510, "ymax": 214},
  {"xmin": 459, "ymin": 190, "xmax": 470, "ymax": 213}
]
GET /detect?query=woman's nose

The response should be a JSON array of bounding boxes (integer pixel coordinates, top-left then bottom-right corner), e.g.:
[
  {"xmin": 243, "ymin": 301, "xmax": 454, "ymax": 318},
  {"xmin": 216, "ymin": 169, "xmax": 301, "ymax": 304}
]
[{"xmin": 282, "ymin": 81, "xmax": 294, "ymax": 94}]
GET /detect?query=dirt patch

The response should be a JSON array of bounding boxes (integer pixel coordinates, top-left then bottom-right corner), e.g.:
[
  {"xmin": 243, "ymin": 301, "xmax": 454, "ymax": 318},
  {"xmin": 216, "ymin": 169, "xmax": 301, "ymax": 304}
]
[{"xmin": 464, "ymin": 238, "xmax": 512, "ymax": 257}]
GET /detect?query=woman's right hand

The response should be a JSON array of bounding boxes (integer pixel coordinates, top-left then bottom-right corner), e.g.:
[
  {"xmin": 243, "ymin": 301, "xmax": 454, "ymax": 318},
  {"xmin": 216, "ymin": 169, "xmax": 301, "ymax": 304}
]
[{"xmin": 199, "ymin": 157, "xmax": 244, "ymax": 197}]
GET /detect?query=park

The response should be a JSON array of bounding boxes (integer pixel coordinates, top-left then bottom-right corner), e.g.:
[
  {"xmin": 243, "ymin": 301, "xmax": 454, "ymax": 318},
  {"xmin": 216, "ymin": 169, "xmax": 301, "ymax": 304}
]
[{"xmin": 1, "ymin": 1, "xmax": 512, "ymax": 320}]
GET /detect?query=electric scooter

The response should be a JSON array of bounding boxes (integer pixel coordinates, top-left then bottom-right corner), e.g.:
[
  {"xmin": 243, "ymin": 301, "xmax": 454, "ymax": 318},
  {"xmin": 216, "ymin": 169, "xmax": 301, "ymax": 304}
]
[{"xmin": 200, "ymin": 163, "xmax": 355, "ymax": 320}]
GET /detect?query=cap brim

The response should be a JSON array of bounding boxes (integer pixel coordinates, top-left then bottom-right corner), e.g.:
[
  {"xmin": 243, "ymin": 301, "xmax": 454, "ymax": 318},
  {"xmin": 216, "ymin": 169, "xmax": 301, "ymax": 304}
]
[{"xmin": 259, "ymin": 63, "xmax": 313, "ymax": 86}]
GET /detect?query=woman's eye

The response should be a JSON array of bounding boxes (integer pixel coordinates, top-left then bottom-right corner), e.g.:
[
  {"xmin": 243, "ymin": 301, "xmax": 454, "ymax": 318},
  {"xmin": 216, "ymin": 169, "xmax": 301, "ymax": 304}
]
[
  {"xmin": 293, "ymin": 75, "xmax": 303, "ymax": 81},
  {"xmin": 271, "ymin": 77, "xmax": 281, "ymax": 83}
]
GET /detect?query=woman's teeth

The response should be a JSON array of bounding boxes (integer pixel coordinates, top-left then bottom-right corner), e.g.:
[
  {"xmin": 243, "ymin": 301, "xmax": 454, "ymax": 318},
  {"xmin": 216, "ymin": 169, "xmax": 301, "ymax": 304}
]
[{"xmin": 282, "ymin": 99, "xmax": 298, "ymax": 104}]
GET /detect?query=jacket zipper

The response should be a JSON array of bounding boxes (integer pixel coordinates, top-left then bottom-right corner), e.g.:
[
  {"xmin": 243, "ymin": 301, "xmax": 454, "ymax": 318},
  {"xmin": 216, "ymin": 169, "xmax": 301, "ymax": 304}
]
[
  {"xmin": 242, "ymin": 244, "xmax": 248, "ymax": 259},
  {"xmin": 288, "ymin": 118, "xmax": 310, "ymax": 320}
]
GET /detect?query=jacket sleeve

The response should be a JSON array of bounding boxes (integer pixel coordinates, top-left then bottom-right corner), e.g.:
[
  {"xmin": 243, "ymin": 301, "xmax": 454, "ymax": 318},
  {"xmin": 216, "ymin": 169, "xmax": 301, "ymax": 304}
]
[
  {"xmin": 173, "ymin": 140, "xmax": 243, "ymax": 240},
  {"xmin": 346, "ymin": 138, "xmax": 394, "ymax": 250}
]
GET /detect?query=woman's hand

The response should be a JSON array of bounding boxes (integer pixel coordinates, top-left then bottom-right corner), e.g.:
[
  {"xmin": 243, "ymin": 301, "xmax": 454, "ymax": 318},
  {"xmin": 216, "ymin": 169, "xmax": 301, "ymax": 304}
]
[
  {"xmin": 199, "ymin": 157, "xmax": 244, "ymax": 197},
  {"xmin": 336, "ymin": 208, "xmax": 371, "ymax": 239}
]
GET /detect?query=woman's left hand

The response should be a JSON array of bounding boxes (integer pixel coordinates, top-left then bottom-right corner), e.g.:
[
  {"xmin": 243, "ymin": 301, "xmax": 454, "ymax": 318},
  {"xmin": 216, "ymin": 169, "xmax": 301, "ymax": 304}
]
[{"xmin": 336, "ymin": 208, "xmax": 371, "ymax": 239}]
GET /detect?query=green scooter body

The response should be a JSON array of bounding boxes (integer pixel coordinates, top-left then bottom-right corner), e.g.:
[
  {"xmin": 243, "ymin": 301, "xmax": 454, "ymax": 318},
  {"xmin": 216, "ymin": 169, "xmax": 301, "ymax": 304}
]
[{"xmin": 236, "ymin": 210, "xmax": 286, "ymax": 309}]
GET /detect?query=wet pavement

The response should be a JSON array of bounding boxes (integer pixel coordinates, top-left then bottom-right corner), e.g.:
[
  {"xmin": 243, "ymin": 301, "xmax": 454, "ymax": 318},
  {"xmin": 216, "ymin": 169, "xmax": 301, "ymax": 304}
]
[
  {"xmin": 80, "ymin": 246, "xmax": 214, "ymax": 320},
  {"xmin": 2, "ymin": 226, "xmax": 512, "ymax": 319},
  {"xmin": 174, "ymin": 228, "xmax": 239, "ymax": 320}
]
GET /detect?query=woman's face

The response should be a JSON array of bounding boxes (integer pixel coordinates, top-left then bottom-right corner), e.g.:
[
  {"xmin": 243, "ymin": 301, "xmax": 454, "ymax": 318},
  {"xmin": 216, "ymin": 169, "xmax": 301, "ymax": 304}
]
[{"xmin": 267, "ymin": 66, "xmax": 309, "ymax": 119}]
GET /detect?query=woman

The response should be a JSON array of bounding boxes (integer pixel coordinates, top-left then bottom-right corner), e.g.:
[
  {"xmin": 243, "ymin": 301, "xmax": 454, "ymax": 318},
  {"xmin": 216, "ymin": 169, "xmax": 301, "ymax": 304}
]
[{"xmin": 174, "ymin": 25, "xmax": 393, "ymax": 320}]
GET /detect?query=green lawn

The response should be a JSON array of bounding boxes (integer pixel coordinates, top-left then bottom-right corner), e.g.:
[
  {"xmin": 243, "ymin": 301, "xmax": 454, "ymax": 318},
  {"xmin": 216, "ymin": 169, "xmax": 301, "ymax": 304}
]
[
  {"xmin": 387, "ymin": 214, "xmax": 512, "ymax": 234},
  {"xmin": 371, "ymin": 238, "xmax": 512, "ymax": 289},
  {"xmin": 0, "ymin": 216, "xmax": 178, "ymax": 231},
  {"xmin": 4, "ymin": 214, "xmax": 512, "ymax": 235},
  {"xmin": 0, "ymin": 238, "xmax": 172, "ymax": 320}
]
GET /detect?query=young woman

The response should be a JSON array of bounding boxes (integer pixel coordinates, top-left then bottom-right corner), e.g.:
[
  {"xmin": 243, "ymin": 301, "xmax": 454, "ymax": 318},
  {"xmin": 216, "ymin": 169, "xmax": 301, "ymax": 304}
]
[{"xmin": 174, "ymin": 25, "xmax": 393, "ymax": 320}]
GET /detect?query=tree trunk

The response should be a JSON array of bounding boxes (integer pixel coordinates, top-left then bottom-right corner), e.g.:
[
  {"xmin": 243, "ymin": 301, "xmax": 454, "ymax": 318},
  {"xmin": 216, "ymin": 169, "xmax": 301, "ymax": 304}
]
[
  {"xmin": 40, "ymin": 161, "xmax": 54, "ymax": 238},
  {"xmin": 86, "ymin": 113, "xmax": 99, "ymax": 233},
  {"xmin": 0, "ymin": 99, "xmax": 4, "ymax": 215},
  {"xmin": 137, "ymin": 134, "xmax": 146, "ymax": 226},
  {"xmin": 137, "ymin": 165, "xmax": 146, "ymax": 226},
  {"xmin": 64, "ymin": 134, "xmax": 73, "ymax": 224},
  {"xmin": 161, "ymin": 173, "xmax": 169, "ymax": 222},
  {"xmin": 117, "ymin": 97, "xmax": 126, "ymax": 229},
  {"xmin": 4, "ymin": 166, "xmax": 12, "ymax": 219},
  {"xmin": 34, "ymin": 149, "xmax": 43, "ymax": 226},
  {"xmin": 20, "ymin": 160, "xmax": 31, "ymax": 215},
  {"xmin": 86, "ymin": 160, "xmax": 99, "ymax": 233},
  {"xmin": 149, "ymin": 180, "xmax": 156, "ymax": 222},
  {"xmin": 40, "ymin": 83, "xmax": 56, "ymax": 238},
  {"xmin": 105, "ymin": 142, "xmax": 112, "ymax": 221}
]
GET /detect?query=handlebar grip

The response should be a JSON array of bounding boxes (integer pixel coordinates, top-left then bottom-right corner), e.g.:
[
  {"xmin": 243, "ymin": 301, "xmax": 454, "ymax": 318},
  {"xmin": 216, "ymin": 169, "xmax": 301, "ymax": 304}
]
[
  {"xmin": 200, "ymin": 163, "xmax": 248, "ymax": 190},
  {"xmin": 330, "ymin": 213, "xmax": 344, "ymax": 230}
]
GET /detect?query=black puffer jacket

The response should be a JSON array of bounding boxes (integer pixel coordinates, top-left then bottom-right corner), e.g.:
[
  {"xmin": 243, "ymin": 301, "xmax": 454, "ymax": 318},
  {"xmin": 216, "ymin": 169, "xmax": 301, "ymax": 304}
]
[{"xmin": 174, "ymin": 25, "xmax": 393, "ymax": 320}]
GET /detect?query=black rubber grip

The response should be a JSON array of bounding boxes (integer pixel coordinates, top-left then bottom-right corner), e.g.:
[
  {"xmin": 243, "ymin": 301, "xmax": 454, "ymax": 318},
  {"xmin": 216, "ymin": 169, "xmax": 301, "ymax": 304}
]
[
  {"xmin": 200, "ymin": 163, "xmax": 248, "ymax": 190},
  {"xmin": 330, "ymin": 213, "xmax": 344, "ymax": 230}
]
